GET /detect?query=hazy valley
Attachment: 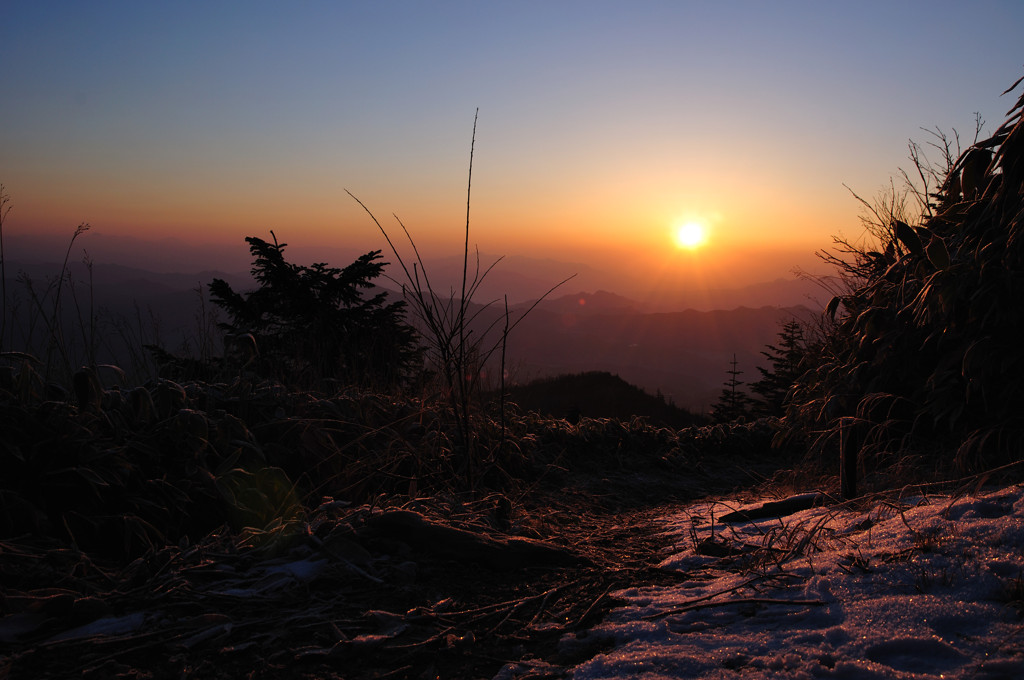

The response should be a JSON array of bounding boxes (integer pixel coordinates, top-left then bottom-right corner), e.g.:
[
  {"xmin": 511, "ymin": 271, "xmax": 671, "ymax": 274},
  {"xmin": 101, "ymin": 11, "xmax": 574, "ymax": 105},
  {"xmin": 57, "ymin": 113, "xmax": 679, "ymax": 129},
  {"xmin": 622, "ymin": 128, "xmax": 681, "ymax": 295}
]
[{"xmin": 2, "ymin": 233, "xmax": 821, "ymax": 413}]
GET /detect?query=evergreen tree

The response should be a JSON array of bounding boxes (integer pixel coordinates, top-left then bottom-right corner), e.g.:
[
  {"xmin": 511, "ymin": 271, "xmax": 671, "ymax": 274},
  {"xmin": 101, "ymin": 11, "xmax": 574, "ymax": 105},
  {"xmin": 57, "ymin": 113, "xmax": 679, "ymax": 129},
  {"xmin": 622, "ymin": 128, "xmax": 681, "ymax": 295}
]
[
  {"xmin": 209, "ymin": 233, "xmax": 421, "ymax": 389},
  {"xmin": 711, "ymin": 353, "xmax": 753, "ymax": 422},
  {"xmin": 750, "ymin": 320, "xmax": 806, "ymax": 416}
]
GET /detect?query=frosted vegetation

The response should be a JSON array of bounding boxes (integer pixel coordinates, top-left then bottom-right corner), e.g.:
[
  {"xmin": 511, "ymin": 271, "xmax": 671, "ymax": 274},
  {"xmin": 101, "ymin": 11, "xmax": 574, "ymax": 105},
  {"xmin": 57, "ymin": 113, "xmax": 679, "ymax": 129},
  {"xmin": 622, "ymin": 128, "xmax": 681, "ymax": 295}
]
[{"xmin": 569, "ymin": 484, "xmax": 1024, "ymax": 679}]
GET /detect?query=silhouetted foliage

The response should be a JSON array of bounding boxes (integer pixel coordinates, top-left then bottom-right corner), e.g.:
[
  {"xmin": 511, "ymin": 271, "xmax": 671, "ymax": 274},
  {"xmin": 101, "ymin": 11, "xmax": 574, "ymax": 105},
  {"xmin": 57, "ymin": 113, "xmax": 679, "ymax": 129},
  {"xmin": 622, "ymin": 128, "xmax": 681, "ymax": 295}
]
[
  {"xmin": 750, "ymin": 320, "xmax": 806, "ymax": 417},
  {"xmin": 209, "ymin": 233, "xmax": 421, "ymax": 389},
  {"xmin": 786, "ymin": 73, "xmax": 1024, "ymax": 480},
  {"xmin": 712, "ymin": 354, "xmax": 753, "ymax": 423}
]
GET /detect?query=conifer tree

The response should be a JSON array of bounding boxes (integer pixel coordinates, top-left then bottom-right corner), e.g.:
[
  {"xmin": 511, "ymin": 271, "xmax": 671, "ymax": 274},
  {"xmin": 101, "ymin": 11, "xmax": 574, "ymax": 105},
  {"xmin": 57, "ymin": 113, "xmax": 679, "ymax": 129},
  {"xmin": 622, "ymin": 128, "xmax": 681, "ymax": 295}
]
[
  {"xmin": 712, "ymin": 353, "xmax": 753, "ymax": 422},
  {"xmin": 209, "ymin": 233, "xmax": 421, "ymax": 389},
  {"xmin": 750, "ymin": 320, "xmax": 806, "ymax": 416}
]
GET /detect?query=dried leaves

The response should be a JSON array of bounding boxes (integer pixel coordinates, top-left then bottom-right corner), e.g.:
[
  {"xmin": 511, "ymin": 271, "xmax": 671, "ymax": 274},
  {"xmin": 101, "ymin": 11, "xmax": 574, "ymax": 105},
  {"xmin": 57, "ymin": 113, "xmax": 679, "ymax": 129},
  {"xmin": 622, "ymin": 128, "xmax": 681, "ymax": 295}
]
[{"xmin": 790, "ymin": 72, "xmax": 1024, "ymax": 480}]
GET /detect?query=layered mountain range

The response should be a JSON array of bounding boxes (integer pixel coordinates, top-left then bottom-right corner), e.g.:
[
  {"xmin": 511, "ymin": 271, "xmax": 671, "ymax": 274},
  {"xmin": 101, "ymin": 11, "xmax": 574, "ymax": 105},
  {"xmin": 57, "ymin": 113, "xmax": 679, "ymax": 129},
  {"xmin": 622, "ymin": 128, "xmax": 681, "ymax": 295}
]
[{"xmin": 2, "ymin": 235, "xmax": 825, "ymax": 411}]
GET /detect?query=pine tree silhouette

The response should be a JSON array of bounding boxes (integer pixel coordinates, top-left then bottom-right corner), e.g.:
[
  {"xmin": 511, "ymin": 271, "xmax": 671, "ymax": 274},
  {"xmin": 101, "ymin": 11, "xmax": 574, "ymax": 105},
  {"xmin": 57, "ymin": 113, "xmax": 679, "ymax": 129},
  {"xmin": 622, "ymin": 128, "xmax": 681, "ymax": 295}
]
[
  {"xmin": 712, "ymin": 353, "xmax": 753, "ymax": 423},
  {"xmin": 750, "ymin": 320, "xmax": 805, "ymax": 416},
  {"xmin": 209, "ymin": 233, "xmax": 421, "ymax": 388}
]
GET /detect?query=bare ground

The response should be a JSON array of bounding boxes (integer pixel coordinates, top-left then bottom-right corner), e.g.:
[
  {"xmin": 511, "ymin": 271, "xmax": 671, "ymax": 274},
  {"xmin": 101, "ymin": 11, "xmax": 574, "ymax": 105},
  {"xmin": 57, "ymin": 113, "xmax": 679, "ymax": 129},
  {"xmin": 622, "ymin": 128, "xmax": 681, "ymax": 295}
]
[{"xmin": 1, "ymin": 455, "xmax": 785, "ymax": 680}]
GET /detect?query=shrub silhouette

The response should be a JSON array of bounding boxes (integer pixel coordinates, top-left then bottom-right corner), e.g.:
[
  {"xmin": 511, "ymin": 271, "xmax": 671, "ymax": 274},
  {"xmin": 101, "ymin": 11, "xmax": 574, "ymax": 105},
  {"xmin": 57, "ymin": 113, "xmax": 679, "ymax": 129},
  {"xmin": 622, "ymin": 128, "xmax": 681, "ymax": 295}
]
[
  {"xmin": 787, "ymin": 74, "xmax": 1024, "ymax": 489},
  {"xmin": 209, "ymin": 233, "xmax": 421, "ymax": 389}
]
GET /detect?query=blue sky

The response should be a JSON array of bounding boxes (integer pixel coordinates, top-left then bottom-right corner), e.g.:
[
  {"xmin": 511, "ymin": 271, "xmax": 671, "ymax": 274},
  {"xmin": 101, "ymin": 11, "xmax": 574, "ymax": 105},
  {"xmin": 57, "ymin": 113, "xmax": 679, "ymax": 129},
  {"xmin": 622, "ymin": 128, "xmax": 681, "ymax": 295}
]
[{"xmin": 2, "ymin": 1, "xmax": 1022, "ymax": 288}]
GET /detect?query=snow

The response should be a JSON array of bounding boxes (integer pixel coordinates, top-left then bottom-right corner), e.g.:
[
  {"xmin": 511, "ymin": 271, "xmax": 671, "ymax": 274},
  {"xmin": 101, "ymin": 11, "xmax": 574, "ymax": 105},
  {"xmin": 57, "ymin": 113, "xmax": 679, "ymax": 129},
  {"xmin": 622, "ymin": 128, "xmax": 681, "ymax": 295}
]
[
  {"xmin": 47, "ymin": 612, "xmax": 148, "ymax": 643},
  {"xmin": 569, "ymin": 484, "xmax": 1024, "ymax": 679},
  {"xmin": 212, "ymin": 557, "xmax": 329, "ymax": 597}
]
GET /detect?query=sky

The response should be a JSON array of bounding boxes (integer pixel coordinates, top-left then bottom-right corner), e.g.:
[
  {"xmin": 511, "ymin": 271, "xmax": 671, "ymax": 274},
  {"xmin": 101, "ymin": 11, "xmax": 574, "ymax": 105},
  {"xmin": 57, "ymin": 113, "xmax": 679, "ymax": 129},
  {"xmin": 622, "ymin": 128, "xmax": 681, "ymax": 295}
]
[{"xmin": 2, "ymin": 1, "xmax": 1023, "ymax": 295}]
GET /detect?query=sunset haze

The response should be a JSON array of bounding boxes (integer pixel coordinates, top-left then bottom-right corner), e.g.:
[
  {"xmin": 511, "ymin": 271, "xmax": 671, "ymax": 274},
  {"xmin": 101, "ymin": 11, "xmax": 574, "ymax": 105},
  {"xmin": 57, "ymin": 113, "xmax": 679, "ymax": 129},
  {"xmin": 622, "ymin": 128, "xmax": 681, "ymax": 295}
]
[{"xmin": 2, "ymin": 1, "xmax": 1022, "ymax": 296}]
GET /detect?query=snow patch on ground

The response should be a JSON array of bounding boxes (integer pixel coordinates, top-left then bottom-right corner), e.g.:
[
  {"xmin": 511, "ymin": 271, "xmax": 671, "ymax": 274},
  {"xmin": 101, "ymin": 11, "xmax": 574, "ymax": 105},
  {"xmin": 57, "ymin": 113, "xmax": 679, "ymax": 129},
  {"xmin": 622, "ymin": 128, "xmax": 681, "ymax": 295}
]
[{"xmin": 571, "ymin": 484, "xmax": 1024, "ymax": 679}]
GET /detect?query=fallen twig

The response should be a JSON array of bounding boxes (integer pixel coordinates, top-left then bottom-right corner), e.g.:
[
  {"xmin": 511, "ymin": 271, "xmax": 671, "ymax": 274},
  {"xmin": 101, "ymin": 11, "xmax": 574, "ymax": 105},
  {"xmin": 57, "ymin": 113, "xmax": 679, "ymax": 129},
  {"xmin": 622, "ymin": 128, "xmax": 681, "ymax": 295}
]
[{"xmin": 573, "ymin": 583, "xmax": 616, "ymax": 628}]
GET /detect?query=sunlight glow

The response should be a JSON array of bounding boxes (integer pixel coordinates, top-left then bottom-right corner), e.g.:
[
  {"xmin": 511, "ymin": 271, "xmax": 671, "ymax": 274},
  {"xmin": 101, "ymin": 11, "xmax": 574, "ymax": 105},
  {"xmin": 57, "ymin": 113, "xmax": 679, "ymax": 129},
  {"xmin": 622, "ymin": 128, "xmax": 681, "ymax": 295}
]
[{"xmin": 673, "ymin": 221, "xmax": 708, "ymax": 250}]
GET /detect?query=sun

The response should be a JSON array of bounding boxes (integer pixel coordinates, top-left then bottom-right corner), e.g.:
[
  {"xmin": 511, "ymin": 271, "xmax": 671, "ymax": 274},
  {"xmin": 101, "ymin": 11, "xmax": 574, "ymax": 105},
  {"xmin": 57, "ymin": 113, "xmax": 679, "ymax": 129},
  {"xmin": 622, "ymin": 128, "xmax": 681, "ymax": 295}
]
[{"xmin": 673, "ymin": 221, "xmax": 707, "ymax": 250}]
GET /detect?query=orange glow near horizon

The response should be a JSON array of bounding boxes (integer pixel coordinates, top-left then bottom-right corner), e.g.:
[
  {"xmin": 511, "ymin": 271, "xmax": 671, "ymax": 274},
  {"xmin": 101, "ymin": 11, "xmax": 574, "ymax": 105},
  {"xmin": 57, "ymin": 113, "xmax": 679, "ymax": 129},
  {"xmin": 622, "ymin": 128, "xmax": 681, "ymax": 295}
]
[
  {"xmin": 8, "ymin": 156, "xmax": 852, "ymax": 297},
  {"xmin": 9, "ymin": 180, "xmax": 845, "ymax": 295},
  {"xmin": 2, "ymin": 2, "xmax": 1018, "ymax": 306}
]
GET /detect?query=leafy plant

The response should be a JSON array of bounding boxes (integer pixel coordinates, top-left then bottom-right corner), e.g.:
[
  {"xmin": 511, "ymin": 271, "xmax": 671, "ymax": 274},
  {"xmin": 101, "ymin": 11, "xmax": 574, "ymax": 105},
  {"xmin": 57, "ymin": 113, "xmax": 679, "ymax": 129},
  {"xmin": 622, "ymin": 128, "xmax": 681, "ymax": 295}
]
[
  {"xmin": 786, "ymin": 74, "xmax": 1024, "ymax": 495},
  {"xmin": 0, "ymin": 184, "xmax": 10, "ymax": 353}
]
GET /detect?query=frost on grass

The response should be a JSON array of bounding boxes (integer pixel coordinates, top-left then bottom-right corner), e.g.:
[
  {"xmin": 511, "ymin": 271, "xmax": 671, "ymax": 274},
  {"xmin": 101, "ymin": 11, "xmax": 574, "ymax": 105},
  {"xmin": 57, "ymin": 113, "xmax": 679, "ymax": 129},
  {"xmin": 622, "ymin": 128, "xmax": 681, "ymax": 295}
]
[{"xmin": 570, "ymin": 484, "xmax": 1024, "ymax": 679}]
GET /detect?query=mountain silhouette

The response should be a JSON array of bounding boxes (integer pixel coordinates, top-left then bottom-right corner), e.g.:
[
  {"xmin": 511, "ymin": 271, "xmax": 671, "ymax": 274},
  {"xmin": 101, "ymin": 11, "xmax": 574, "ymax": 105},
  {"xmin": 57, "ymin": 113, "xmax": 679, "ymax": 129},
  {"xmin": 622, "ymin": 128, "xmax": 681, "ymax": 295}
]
[{"xmin": 3, "ymin": 238, "xmax": 816, "ymax": 410}]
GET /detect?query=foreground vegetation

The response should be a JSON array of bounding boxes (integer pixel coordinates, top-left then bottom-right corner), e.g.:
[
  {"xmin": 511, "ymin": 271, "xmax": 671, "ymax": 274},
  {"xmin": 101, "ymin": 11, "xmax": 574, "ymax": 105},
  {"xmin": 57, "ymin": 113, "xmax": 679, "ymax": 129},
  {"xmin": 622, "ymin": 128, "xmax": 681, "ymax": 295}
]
[
  {"xmin": 777, "ymin": 74, "xmax": 1024, "ymax": 495},
  {"xmin": 0, "ymin": 368, "xmax": 781, "ymax": 563},
  {"xmin": 0, "ymin": 360, "xmax": 784, "ymax": 677}
]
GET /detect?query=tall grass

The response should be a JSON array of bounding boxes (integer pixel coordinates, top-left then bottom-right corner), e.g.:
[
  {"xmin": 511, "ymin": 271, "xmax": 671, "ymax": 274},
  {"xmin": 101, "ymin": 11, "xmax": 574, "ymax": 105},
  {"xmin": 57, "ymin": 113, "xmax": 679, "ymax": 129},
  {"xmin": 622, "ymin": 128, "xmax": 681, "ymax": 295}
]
[
  {"xmin": 0, "ymin": 211, "xmax": 167, "ymax": 391},
  {"xmin": 0, "ymin": 185, "xmax": 10, "ymax": 353},
  {"xmin": 347, "ymin": 110, "xmax": 573, "ymax": 485},
  {"xmin": 787, "ymin": 74, "xmax": 1024, "ymax": 497}
]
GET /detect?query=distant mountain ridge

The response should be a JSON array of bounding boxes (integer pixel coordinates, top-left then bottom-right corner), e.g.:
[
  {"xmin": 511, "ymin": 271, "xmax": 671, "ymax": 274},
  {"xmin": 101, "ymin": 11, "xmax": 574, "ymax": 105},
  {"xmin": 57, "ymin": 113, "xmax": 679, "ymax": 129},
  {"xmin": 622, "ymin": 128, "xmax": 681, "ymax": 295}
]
[
  {"xmin": 498, "ymin": 371, "xmax": 704, "ymax": 427},
  {"xmin": 523, "ymin": 290, "xmax": 640, "ymax": 315},
  {"xmin": 490, "ymin": 303, "xmax": 813, "ymax": 412},
  {"xmin": 3, "ymin": 238, "xmax": 820, "ymax": 410},
  {"xmin": 5, "ymin": 232, "xmax": 827, "ymax": 310}
]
